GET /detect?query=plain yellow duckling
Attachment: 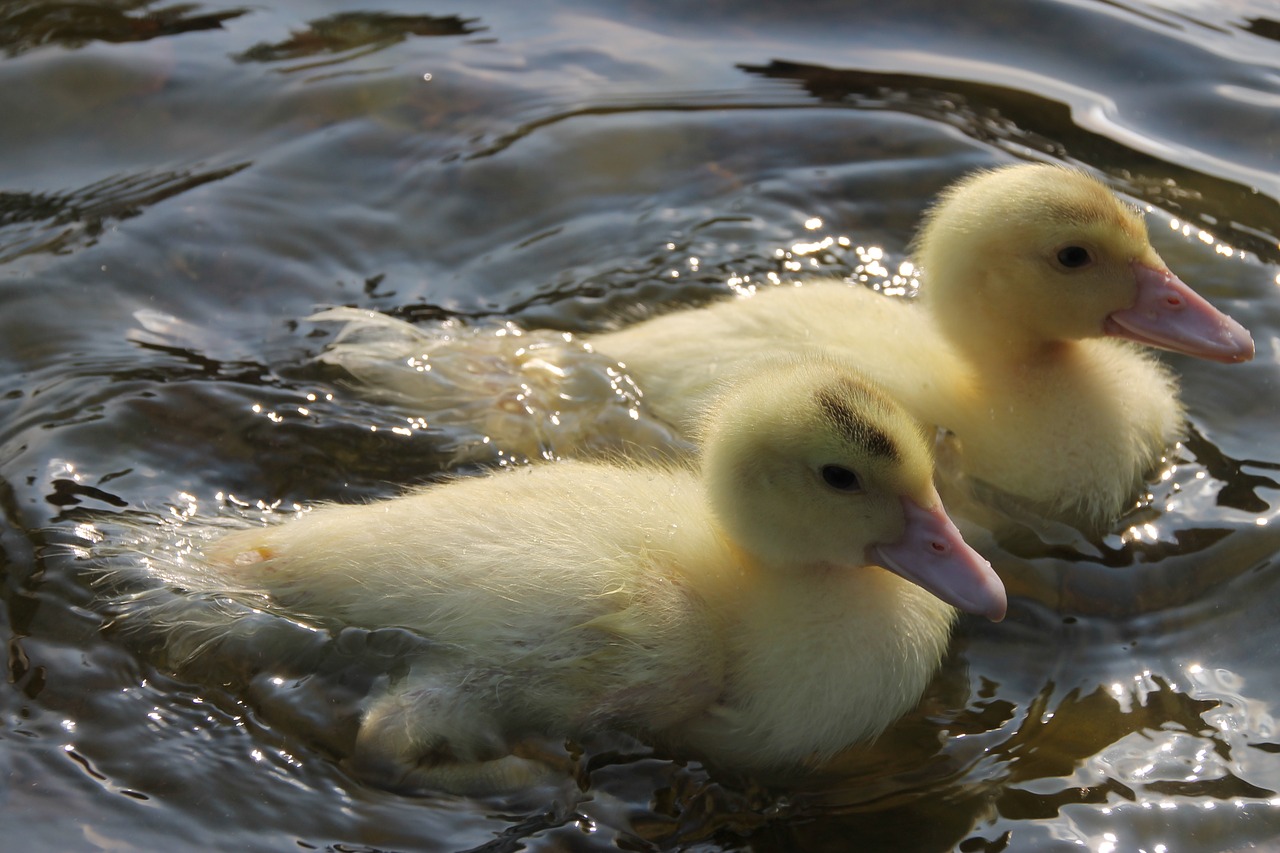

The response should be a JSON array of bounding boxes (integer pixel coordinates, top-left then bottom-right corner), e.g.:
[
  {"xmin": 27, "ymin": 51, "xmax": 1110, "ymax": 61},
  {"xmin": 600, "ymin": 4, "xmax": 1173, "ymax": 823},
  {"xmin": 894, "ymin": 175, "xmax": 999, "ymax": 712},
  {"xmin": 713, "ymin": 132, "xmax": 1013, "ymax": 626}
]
[
  {"xmin": 106, "ymin": 357, "xmax": 1005, "ymax": 795},
  {"xmin": 596, "ymin": 164, "xmax": 1254, "ymax": 530},
  {"xmin": 315, "ymin": 164, "xmax": 1252, "ymax": 531}
]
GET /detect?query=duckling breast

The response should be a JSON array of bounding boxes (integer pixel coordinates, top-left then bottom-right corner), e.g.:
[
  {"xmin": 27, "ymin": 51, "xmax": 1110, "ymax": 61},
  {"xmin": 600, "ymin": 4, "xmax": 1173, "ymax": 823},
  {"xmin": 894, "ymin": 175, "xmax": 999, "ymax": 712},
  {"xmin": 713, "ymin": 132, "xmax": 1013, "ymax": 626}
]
[{"xmin": 668, "ymin": 567, "xmax": 956, "ymax": 769}]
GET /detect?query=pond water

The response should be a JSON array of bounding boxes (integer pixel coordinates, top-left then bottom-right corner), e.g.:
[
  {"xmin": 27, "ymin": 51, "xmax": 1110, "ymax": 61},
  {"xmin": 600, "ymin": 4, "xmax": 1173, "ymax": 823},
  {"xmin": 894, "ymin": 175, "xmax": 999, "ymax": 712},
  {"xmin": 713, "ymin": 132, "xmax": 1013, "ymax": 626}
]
[{"xmin": 3, "ymin": 0, "xmax": 1280, "ymax": 850}]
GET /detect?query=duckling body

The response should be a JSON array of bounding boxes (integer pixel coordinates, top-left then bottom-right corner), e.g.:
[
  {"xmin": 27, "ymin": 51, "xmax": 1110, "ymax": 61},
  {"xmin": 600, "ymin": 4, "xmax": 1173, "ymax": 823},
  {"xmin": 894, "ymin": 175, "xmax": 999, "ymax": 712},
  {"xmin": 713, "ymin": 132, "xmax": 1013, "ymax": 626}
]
[
  {"xmin": 316, "ymin": 164, "xmax": 1252, "ymax": 530},
  {"xmin": 598, "ymin": 280, "xmax": 1182, "ymax": 528},
  {"xmin": 597, "ymin": 165, "xmax": 1251, "ymax": 529},
  {"xmin": 103, "ymin": 358, "xmax": 1005, "ymax": 794}
]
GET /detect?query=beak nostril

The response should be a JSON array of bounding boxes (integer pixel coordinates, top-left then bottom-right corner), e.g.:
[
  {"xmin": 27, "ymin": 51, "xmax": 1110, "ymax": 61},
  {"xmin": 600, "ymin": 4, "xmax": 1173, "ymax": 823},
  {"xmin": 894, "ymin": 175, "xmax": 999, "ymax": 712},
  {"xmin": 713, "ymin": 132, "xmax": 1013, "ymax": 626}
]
[
  {"xmin": 930, "ymin": 540, "xmax": 949, "ymax": 555},
  {"xmin": 1166, "ymin": 296, "xmax": 1182, "ymax": 308}
]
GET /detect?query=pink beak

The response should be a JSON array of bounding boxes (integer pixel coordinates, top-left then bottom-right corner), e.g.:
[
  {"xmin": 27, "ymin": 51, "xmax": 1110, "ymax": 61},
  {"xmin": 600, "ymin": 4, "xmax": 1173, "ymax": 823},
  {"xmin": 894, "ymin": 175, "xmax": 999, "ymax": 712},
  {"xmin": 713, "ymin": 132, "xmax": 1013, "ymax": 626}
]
[
  {"xmin": 1104, "ymin": 262, "xmax": 1253, "ymax": 363},
  {"xmin": 869, "ymin": 494, "xmax": 1007, "ymax": 622}
]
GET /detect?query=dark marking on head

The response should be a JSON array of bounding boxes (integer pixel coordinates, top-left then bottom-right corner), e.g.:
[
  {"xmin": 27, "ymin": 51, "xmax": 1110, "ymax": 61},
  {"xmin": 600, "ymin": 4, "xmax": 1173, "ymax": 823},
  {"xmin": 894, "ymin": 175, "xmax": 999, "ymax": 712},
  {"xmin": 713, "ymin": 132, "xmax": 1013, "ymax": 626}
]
[{"xmin": 814, "ymin": 386, "xmax": 900, "ymax": 462}]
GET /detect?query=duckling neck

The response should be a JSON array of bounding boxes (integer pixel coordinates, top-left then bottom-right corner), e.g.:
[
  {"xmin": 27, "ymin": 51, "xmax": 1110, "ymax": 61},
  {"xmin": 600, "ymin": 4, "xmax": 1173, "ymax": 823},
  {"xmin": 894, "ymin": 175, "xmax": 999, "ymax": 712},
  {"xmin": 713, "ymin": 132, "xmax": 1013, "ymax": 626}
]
[
  {"xmin": 710, "ymin": 546, "xmax": 842, "ymax": 618},
  {"xmin": 726, "ymin": 548, "xmax": 938, "ymax": 636},
  {"xmin": 924, "ymin": 289, "xmax": 1074, "ymax": 370}
]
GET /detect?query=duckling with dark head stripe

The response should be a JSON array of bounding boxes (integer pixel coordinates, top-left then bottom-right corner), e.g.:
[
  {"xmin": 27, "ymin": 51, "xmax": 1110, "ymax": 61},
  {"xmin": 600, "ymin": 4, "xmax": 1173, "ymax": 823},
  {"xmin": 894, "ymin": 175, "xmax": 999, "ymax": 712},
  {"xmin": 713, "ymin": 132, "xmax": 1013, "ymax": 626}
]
[{"xmin": 98, "ymin": 356, "xmax": 1005, "ymax": 795}]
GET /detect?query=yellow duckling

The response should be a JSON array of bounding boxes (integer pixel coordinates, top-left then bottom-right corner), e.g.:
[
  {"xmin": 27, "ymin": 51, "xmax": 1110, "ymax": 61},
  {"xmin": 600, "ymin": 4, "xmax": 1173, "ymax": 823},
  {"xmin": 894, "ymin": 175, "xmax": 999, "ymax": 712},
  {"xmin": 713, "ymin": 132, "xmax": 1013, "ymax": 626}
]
[
  {"xmin": 314, "ymin": 165, "xmax": 1252, "ymax": 529},
  {"xmin": 596, "ymin": 164, "xmax": 1254, "ymax": 529},
  {"xmin": 105, "ymin": 357, "xmax": 1005, "ymax": 795}
]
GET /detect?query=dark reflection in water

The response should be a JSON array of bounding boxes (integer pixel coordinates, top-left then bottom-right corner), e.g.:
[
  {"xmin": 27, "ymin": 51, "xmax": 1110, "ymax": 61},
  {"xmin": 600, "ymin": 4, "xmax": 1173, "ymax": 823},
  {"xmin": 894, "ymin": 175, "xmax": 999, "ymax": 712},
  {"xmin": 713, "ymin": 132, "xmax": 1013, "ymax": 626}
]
[
  {"xmin": 0, "ymin": 1, "xmax": 247, "ymax": 56},
  {"xmin": 1184, "ymin": 425, "xmax": 1280, "ymax": 514},
  {"xmin": 1, "ymin": 0, "xmax": 1280, "ymax": 850},
  {"xmin": 235, "ymin": 12, "xmax": 483, "ymax": 67},
  {"xmin": 1243, "ymin": 17, "xmax": 1280, "ymax": 42},
  {"xmin": 0, "ymin": 163, "xmax": 250, "ymax": 264}
]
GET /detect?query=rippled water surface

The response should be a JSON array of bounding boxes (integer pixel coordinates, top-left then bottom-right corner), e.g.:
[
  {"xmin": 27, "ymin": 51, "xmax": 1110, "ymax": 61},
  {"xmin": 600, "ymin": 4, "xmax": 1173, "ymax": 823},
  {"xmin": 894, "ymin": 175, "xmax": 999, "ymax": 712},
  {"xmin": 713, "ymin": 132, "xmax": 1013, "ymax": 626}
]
[{"xmin": 3, "ymin": 1, "xmax": 1280, "ymax": 850}]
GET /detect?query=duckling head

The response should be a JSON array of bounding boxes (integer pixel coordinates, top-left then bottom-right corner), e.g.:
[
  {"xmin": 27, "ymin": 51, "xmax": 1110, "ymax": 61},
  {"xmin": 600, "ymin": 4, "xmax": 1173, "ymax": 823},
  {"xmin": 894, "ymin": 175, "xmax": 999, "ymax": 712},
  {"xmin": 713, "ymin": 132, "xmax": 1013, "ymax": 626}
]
[
  {"xmin": 699, "ymin": 357, "xmax": 1006, "ymax": 621},
  {"xmin": 915, "ymin": 163, "xmax": 1253, "ymax": 363}
]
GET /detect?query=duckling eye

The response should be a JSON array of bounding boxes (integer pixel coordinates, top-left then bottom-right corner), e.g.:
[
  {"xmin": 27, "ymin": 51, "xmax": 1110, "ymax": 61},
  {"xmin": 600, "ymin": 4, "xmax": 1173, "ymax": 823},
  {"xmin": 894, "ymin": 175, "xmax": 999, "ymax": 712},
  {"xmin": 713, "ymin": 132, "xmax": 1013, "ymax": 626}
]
[
  {"xmin": 1055, "ymin": 245, "xmax": 1092, "ymax": 269},
  {"xmin": 821, "ymin": 465, "xmax": 861, "ymax": 492}
]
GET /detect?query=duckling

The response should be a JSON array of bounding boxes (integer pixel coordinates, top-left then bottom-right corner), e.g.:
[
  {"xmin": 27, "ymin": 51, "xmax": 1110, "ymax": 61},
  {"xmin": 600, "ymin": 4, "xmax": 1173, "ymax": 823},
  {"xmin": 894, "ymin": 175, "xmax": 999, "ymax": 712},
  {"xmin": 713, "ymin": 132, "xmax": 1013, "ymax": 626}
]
[
  {"xmin": 596, "ymin": 164, "xmax": 1253, "ymax": 529},
  {"xmin": 101, "ymin": 357, "xmax": 1005, "ymax": 795},
  {"xmin": 313, "ymin": 164, "xmax": 1252, "ymax": 530}
]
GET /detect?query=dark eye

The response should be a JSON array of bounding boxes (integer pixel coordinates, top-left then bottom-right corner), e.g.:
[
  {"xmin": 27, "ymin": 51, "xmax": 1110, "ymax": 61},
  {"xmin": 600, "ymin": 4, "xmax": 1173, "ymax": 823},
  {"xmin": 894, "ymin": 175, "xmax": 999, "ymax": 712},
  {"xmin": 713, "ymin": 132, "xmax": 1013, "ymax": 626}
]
[
  {"xmin": 821, "ymin": 465, "xmax": 860, "ymax": 492},
  {"xmin": 1056, "ymin": 245, "xmax": 1092, "ymax": 269}
]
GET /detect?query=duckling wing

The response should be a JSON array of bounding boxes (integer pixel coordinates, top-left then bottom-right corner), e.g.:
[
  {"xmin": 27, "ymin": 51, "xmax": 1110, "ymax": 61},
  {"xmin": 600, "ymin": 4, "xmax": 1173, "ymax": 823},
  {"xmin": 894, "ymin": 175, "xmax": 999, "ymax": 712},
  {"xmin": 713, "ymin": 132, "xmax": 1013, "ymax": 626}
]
[
  {"xmin": 352, "ymin": 607, "xmax": 725, "ymax": 797},
  {"xmin": 334, "ymin": 526, "xmax": 728, "ymax": 795}
]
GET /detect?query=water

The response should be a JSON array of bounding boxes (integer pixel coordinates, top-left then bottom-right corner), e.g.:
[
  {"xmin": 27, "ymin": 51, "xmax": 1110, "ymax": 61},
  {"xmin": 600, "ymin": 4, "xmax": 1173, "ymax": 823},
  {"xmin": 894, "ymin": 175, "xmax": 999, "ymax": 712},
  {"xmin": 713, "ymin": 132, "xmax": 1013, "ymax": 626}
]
[{"xmin": 2, "ymin": 0, "xmax": 1279, "ymax": 849}]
